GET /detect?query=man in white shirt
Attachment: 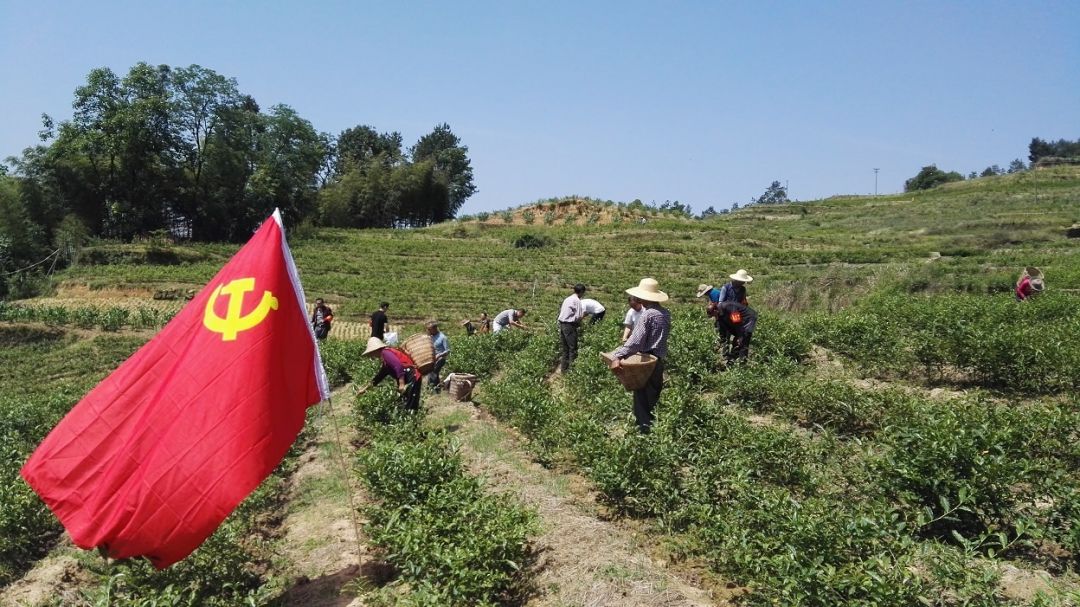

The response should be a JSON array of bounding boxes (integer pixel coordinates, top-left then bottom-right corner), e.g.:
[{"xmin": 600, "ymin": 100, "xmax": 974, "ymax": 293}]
[
  {"xmin": 557, "ymin": 283, "xmax": 586, "ymax": 372},
  {"xmin": 493, "ymin": 308, "xmax": 527, "ymax": 333},
  {"xmin": 580, "ymin": 298, "xmax": 606, "ymax": 324},
  {"xmin": 621, "ymin": 296, "xmax": 642, "ymax": 342}
]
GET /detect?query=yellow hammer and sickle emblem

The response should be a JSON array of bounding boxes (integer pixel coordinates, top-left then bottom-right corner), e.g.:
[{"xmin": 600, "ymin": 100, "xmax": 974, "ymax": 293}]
[{"xmin": 203, "ymin": 278, "xmax": 279, "ymax": 341}]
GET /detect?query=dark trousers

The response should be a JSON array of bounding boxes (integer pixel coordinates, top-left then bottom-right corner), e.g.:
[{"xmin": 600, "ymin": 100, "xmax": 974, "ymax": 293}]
[
  {"xmin": 559, "ymin": 322, "xmax": 579, "ymax": 372},
  {"xmin": 633, "ymin": 358, "xmax": 665, "ymax": 433},
  {"xmin": 401, "ymin": 373, "xmax": 422, "ymax": 411},
  {"xmin": 590, "ymin": 311, "xmax": 606, "ymax": 324},
  {"xmin": 729, "ymin": 331, "xmax": 753, "ymax": 361},
  {"xmin": 427, "ymin": 357, "xmax": 447, "ymax": 390},
  {"xmin": 313, "ymin": 324, "xmax": 329, "ymax": 340}
]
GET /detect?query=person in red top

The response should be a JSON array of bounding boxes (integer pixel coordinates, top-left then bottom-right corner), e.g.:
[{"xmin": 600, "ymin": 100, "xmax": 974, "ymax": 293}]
[
  {"xmin": 357, "ymin": 336, "xmax": 422, "ymax": 411},
  {"xmin": 1015, "ymin": 275, "xmax": 1045, "ymax": 301}
]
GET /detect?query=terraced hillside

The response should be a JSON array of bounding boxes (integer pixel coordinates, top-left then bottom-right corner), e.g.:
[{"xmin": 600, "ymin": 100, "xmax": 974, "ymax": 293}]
[
  {"xmin": 25, "ymin": 167, "xmax": 1078, "ymax": 331},
  {"xmin": 2, "ymin": 166, "xmax": 1079, "ymax": 606}
]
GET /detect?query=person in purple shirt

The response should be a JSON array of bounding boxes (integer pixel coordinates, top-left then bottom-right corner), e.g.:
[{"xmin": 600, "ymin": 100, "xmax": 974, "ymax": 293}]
[
  {"xmin": 609, "ymin": 278, "xmax": 671, "ymax": 434},
  {"xmin": 357, "ymin": 336, "xmax": 422, "ymax": 411}
]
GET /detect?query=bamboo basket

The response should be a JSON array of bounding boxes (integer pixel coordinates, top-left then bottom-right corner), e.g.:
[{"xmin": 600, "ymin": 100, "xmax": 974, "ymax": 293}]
[
  {"xmin": 1023, "ymin": 266, "xmax": 1044, "ymax": 280},
  {"xmin": 600, "ymin": 352, "xmax": 657, "ymax": 391},
  {"xmin": 401, "ymin": 333, "xmax": 436, "ymax": 375},
  {"xmin": 447, "ymin": 373, "xmax": 477, "ymax": 402}
]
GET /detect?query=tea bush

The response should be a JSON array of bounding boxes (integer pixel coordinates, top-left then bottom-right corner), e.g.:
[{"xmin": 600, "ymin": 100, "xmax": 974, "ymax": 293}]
[
  {"xmin": 353, "ymin": 389, "xmax": 538, "ymax": 606},
  {"xmin": 476, "ymin": 311, "xmax": 1080, "ymax": 604}
]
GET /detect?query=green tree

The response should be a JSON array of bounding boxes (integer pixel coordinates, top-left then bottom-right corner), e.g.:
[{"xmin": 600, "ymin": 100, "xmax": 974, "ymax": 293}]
[
  {"xmin": 754, "ymin": 181, "xmax": 789, "ymax": 205},
  {"xmin": 336, "ymin": 125, "xmax": 403, "ymax": 172},
  {"xmin": 904, "ymin": 165, "xmax": 964, "ymax": 192},
  {"xmin": 410, "ymin": 123, "xmax": 476, "ymax": 219},
  {"xmin": 245, "ymin": 105, "xmax": 329, "ymax": 235},
  {"xmin": 1007, "ymin": 159, "xmax": 1026, "ymax": 173}
]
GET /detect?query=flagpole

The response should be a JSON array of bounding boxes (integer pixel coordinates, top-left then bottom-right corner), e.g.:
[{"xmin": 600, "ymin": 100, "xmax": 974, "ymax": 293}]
[{"xmin": 322, "ymin": 395, "xmax": 366, "ymax": 563}]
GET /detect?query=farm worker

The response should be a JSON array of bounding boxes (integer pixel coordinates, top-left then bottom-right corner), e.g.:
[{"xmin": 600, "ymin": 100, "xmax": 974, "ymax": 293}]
[
  {"xmin": 426, "ymin": 321, "xmax": 450, "ymax": 393},
  {"xmin": 608, "ymin": 278, "xmax": 671, "ymax": 434},
  {"xmin": 369, "ymin": 302, "xmax": 389, "ymax": 340},
  {"xmin": 461, "ymin": 318, "xmax": 476, "ymax": 336},
  {"xmin": 557, "ymin": 284, "xmax": 586, "ymax": 372},
  {"xmin": 310, "ymin": 298, "xmax": 333, "ymax": 340},
  {"xmin": 1015, "ymin": 275, "xmax": 1045, "ymax": 301},
  {"xmin": 581, "ymin": 297, "xmax": 607, "ymax": 324},
  {"xmin": 479, "ymin": 312, "xmax": 492, "ymax": 333},
  {"xmin": 715, "ymin": 301, "xmax": 758, "ymax": 362},
  {"xmin": 493, "ymin": 308, "xmax": 527, "ymax": 333},
  {"xmin": 699, "ymin": 270, "xmax": 752, "ymax": 343},
  {"xmin": 621, "ymin": 296, "xmax": 642, "ymax": 342},
  {"xmin": 357, "ymin": 337, "xmax": 422, "ymax": 411}
]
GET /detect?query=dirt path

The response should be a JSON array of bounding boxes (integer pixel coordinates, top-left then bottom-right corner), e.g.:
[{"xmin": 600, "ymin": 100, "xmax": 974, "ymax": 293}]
[
  {"xmin": 426, "ymin": 393, "xmax": 739, "ymax": 607},
  {"xmin": 272, "ymin": 387, "xmax": 376, "ymax": 607}
]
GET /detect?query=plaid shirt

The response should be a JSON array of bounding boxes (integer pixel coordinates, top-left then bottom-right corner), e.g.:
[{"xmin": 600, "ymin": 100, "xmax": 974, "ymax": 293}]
[{"xmin": 613, "ymin": 305, "xmax": 670, "ymax": 359}]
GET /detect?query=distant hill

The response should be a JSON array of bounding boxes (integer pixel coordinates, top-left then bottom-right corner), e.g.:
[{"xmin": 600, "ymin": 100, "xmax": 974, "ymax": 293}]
[{"xmin": 17, "ymin": 166, "xmax": 1080, "ymax": 331}]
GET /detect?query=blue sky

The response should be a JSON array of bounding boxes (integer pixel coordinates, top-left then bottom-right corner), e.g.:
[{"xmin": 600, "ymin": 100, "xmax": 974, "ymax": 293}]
[{"xmin": 1, "ymin": 1, "xmax": 1077, "ymax": 214}]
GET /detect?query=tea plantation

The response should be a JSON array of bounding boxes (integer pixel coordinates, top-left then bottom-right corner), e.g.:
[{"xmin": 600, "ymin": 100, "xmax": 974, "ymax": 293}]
[{"xmin": 1, "ymin": 166, "xmax": 1079, "ymax": 605}]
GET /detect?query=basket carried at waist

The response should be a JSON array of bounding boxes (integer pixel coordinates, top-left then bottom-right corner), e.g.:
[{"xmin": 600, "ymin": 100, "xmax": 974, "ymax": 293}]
[
  {"xmin": 600, "ymin": 352, "xmax": 658, "ymax": 391},
  {"xmin": 401, "ymin": 333, "xmax": 436, "ymax": 375},
  {"xmin": 446, "ymin": 373, "xmax": 477, "ymax": 402}
]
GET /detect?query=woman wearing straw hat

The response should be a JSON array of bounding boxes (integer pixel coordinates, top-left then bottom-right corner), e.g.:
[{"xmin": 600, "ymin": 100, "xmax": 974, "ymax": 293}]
[
  {"xmin": 608, "ymin": 278, "xmax": 671, "ymax": 434},
  {"xmin": 356, "ymin": 337, "xmax": 423, "ymax": 411}
]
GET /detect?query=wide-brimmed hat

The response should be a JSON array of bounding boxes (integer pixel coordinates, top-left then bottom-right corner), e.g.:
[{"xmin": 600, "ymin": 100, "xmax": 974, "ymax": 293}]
[
  {"xmin": 1031, "ymin": 278, "xmax": 1045, "ymax": 291},
  {"xmin": 696, "ymin": 283, "xmax": 713, "ymax": 298},
  {"xmin": 363, "ymin": 337, "xmax": 388, "ymax": 356},
  {"xmin": 729, "ymin": 269, "xmax": 754, "ymax": 283},
  {"xmin": 626, "ymin": 278, "xmax": 669, "ymax": 303},
  {"xmin": 460, "ymin": 318, "xmax": 473, "ymax": 326}
]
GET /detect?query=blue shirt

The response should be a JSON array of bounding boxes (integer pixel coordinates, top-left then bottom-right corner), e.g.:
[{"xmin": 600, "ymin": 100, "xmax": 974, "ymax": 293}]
[{"xmin": 432, "ymin": 332, "xmax": 450, "ymax": 357}]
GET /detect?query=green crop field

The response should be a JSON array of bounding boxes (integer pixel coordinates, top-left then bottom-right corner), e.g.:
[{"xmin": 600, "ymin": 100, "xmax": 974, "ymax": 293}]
[{"xmin": 2, "ymin": 166, "xmax": 1079, "ymax": 606}]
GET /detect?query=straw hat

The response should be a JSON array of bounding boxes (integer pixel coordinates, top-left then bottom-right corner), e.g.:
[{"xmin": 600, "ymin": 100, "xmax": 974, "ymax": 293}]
[
  {"xmin": 696, "ymin": 284, "xmax": 714, "ymax": 298},
  {"xmin": 460, "ymin": 318, "xmax": 473, "ymax": 326},
  {"xmin": 1031, "ymin": 278, "xmax": 1045, "ymax": 292},
  {"xmin": 362, "ymin": 337, "xmax": 388, "ymax": 356},
  {"xmin": 729, "ymin": 269, "xmax": 754, "ymax": 283},
  {"xmin": 626, "ymin": 278, "xmax": 669, "ymax": 303}
]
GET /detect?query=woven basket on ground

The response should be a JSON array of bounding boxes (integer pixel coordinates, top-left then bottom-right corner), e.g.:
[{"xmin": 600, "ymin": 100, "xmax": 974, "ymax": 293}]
[
  {"xmin": 600, "ymin": 352, "xmax": 657, "ymax": 391},
  {"xmin": 447, "ymin": 373, "xmax": 477, "ymax": 402},
  {"xmin": 401, "ymin": 333, "xmax": 436, "ymax": 375}
]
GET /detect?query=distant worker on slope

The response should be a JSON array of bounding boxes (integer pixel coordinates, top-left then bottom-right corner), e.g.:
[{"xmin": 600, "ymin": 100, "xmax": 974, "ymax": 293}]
[
  {"xmin": 369, "ymin": 301, "xmax": 390, "ymax": 340},
  {"xmin": 493, "ymin": 308, "xmax": 528, "ymax": 333},
  {"xmin": 1015, "ymin": 268, "xmax": 1045, "ymax": 301},
  {"xmin": 310, "ymin": 298, "xmax": 333, "ymax": 340}
]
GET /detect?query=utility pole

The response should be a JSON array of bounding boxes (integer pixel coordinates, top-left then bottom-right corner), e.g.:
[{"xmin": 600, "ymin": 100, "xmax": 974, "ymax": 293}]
[{"xmin": 873, "ymin": 168, "xmax": 879, "ymax": 196}]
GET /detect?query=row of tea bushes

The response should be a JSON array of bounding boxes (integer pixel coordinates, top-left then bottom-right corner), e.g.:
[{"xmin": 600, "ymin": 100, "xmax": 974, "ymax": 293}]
[
  {"xmin": 351, "ymin": 368, "xmax": 538, "ymax": 606},
  {"xmin": 475, "ymin": 314, "xmax": 1080, "ymax": 605},
  {"xmin": 806, "ymin": 292, "xmax": 1080, "ymax": 393}
]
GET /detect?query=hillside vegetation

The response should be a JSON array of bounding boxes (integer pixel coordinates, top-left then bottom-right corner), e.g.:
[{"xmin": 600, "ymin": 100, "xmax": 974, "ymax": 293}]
[
  {"xmin": 2, "ymin": 166, "xmax": 1079, "ymax": 606},
  {"xmin": 21, "ymin": 166, "xmax": 1080, "ymax": 328}
]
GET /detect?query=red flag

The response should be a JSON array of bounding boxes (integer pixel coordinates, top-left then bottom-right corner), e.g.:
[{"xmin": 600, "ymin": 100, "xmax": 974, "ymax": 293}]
[{"xmin": 21, "ymin": 210, "xmax": 329, "ymax": 568}]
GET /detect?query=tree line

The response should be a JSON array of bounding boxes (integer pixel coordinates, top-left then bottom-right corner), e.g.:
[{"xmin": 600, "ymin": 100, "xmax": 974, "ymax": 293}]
[
  {"xmin": 0, "ymin": 62, "xmax": 476, "ymax": 294},
  {"xmin": 903, "ymin": 137, "xmax": 1079, "ymax": 192}
]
